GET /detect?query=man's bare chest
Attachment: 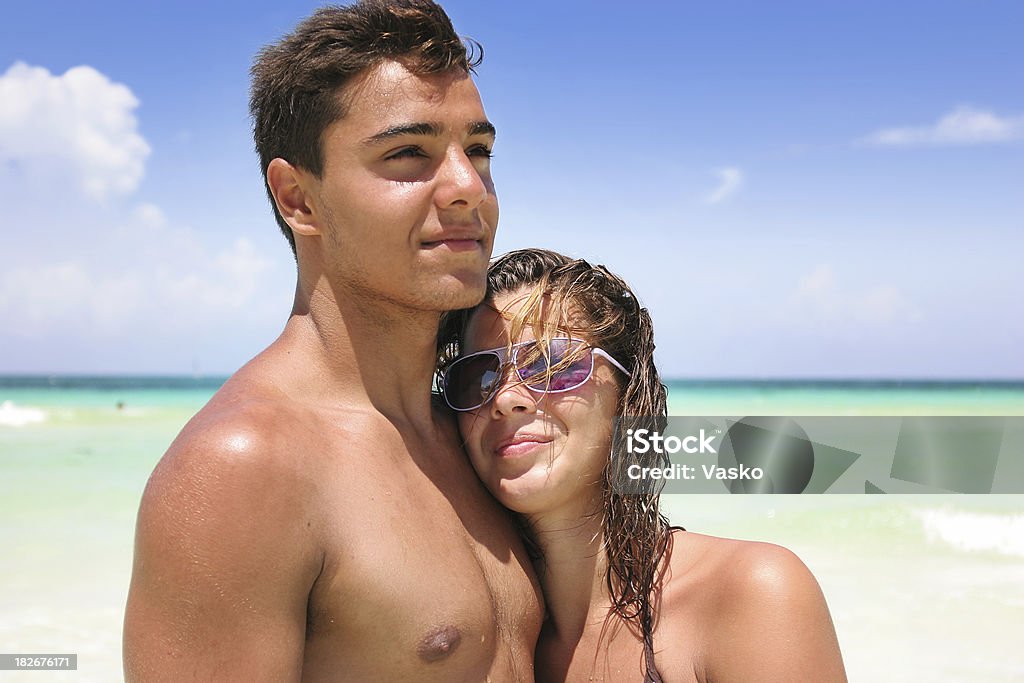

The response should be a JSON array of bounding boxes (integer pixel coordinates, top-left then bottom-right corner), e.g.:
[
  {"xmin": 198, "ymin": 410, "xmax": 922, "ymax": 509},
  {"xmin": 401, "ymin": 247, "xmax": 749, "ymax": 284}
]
[{"xmin": 300, "ymin": 443, "xmax": 542, "ymax": 680}]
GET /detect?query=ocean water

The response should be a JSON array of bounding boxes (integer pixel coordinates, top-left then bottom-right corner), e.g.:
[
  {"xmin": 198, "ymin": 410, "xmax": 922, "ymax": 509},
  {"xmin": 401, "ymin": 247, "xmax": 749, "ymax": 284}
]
[
  {"xmin": 2, "ymin": 377, "xmax": 1023, "ymax": 681},
  {"xmin": 666, "ymin": 379, "xmax": 1024, "ymax": 416}
]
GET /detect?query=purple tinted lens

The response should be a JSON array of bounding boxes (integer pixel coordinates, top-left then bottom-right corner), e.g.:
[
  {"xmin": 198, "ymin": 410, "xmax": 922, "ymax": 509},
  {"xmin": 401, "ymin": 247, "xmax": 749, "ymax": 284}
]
[
  {"xmin": 446, "ymin": 353, "xmax": 501, "ymax": 409},
  {"xmin": 519, "ymin": 339, "xmax": 592, "ymax": 392}
]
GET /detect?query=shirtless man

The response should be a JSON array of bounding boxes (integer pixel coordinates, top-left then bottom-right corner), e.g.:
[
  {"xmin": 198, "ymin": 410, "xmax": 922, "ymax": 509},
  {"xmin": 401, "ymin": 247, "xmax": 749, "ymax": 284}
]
[{"xmin": 123, "ymin": 2, "xmax": 543, "ymax": 680}]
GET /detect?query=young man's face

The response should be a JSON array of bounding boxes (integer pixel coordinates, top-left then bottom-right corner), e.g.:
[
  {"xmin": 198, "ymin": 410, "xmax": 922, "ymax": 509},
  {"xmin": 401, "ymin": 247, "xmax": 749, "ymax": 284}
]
[{"xmin": 309, "ymin": 60, "xmax": 497, "ymax": 312}]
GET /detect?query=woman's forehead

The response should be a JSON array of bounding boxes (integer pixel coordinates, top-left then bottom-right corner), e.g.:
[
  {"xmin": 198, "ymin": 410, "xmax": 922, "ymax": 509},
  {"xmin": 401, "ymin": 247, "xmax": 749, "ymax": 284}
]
[
  {"xmin": 464, "ymin": 288, "xmax": 585, "ymax": 351},
  {"xmin": 464, "ymin": 298, "xmax": 536, "ymax": 348}
]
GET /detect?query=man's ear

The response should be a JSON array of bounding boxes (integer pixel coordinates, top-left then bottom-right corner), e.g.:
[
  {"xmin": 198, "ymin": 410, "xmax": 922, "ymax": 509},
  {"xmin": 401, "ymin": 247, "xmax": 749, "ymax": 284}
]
[{"xmin": 266, "ymin": 158, "xmax": 320, "ymax": 237}]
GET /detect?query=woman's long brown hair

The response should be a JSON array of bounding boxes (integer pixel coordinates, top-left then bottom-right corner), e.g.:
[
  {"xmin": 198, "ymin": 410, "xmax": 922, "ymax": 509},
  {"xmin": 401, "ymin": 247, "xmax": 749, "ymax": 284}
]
[{"xmin": 437, "ymin": 249, "xmax": 678, "ymax": 681}]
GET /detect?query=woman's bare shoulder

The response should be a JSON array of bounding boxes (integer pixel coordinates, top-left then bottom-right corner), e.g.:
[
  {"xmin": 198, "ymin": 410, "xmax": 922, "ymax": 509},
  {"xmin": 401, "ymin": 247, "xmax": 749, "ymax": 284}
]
[
  {"xmin": 658, "ymin": 531, "xmax": 847, "ymax": 682},
  {"xmin": 658, "ymin": 531, "xmax": 805, "ymax": 622},
  {"xmin": 665, "ymin": 530, "xmax": 809, "ymax": 594}
]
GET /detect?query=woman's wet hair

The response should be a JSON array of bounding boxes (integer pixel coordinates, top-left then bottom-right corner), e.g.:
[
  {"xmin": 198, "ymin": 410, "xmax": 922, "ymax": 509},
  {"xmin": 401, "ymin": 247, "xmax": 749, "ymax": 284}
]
[{"xmin": 437, "ymin": 248, "xmax": 676, "ymax": 681}]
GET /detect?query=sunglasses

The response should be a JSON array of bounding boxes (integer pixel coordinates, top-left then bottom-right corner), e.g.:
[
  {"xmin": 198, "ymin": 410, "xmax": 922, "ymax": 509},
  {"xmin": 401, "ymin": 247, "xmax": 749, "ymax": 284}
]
[{"xmin": 441, "ymin": 337, "xmax": 631, "ymax": 412}]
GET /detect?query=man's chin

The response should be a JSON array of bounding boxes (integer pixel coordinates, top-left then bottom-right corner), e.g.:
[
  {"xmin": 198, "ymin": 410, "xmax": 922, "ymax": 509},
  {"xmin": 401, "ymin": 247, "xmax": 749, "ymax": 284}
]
[{"xmin": 437, "ymin": 274, "xmax": 488, "ymax": 311}]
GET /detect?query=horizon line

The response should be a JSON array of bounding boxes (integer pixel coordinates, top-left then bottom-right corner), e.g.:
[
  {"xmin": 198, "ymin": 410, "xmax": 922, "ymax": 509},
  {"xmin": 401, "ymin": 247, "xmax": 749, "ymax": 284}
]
[{"xmin": 2, "ymin": 373, "xmax": 1024, "ymax": 385}]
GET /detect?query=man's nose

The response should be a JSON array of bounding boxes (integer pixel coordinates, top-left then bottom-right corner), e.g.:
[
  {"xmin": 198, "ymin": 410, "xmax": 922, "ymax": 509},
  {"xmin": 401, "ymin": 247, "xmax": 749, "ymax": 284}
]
[{"xmin": 435, "ymin": 147, "xmax": 488, "ymax": 209}]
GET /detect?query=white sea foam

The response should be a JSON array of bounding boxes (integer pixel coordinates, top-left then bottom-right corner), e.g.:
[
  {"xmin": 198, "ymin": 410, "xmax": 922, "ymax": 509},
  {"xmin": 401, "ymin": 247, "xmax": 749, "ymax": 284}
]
[
  {"xmin": 119, "ymin": 406, "xmax": 148, "ymax": 417},
  {"xmin": 0, "ymin": 400, "xmax": 47, "ymax": 426},
  {"xmin": 914, "ymin": 508, "xmax": 1024, "ymax": 558}
]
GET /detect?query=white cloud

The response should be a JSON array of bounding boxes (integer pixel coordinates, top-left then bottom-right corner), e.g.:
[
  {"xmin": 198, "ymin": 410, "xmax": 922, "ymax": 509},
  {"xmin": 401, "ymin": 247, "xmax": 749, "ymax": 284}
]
[
  {"xmin": 862, "ymin": 105, "xmax": 1024, "ymax": 147},
  {"xmin": 796, "ymin": 264, "xmax": 839, "ymax": 319},
  {"xmin": 854, "ymin": 285, "xmax": 923, "ymax": 325},
  {"xmin": 798, "ymin": 263, "xmax": 836, "ymax": 295},
  {"xmin": 0, "ymin": 62, "xmax": 291, "ymax": 364},
  {"xmin": 704, "ymin": 166, "xmax": 743, "ymax": 204},
  {"xmin": 0, "ymin": 61, "xmax": 150, "ymax": 199},
  {"xmin": 791, "ymin": 263, "xmax": 923, "ymax": 330},
  {"xmin": 156, "ymin": 238, "xmax": 276, "ymax": 314},
  {"xmin": 132, "ymin": 202, "xmax": 167, "ymax": 230},
  {"xmin": 0, "ymin": 263, "xmax": 144, "ymax": 336},
  {"xmin": 0, "ymin": 235, "xmax": 279, "ymax": 339}
]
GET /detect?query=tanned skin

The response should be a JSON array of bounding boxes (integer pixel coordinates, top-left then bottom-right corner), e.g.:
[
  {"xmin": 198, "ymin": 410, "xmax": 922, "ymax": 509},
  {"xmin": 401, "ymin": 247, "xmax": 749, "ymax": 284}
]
[
  {"xmin": 531, "ymin": 530, "xmax": 848, "ymax": 682},
  {"xmin": 123, "ymin": 61, "xmax": 543, "ymax": 682},
  {"xmin": 457, "ymin": 294, "xmax": 847, "ymax": 683}
]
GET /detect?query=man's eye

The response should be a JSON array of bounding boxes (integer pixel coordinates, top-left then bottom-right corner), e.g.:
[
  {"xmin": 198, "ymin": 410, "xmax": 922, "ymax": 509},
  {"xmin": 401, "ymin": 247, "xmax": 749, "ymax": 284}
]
[
  {"xmin": 386, "ymin": 146, "xmax": 426, "ymax": 160},
  {"xmin": 467, "ymin": 144, "xmax": 493, "ymax": 159}
]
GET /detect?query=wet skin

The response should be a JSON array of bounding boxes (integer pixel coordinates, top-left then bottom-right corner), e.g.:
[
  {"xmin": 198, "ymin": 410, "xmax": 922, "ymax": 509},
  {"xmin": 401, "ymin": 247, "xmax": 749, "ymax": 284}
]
[
  {"xmin": 123, "ymin": 62, "xmax": 543, "ymax": 682},
  {"xmin": 453, "ymin": 293, "xmax": 847, "ymax": 682}
]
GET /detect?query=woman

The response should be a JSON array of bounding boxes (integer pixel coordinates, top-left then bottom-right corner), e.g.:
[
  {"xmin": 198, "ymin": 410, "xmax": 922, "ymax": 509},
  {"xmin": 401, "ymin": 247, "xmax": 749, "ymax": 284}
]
[{"xmin": 438, "ymin": 249, "xmax": 847, "ymax": 682}]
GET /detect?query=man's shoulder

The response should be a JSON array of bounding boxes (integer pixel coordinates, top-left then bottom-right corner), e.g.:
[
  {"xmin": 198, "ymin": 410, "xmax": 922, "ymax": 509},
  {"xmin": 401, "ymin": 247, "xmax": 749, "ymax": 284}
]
[
  {"xmin": 137, "ymin": 403, "xmax": 307, "ymax": 552},
  {"xmin": 125, "ymin": 383, "xmax": 328, "ymax": 682},
  {"xmin": 155, "ymin": 392, "xmax": 304, "ymax": 487},
  {"xmin": 161, "ymin": 371, "xmax": 375, "ymax": 472}
]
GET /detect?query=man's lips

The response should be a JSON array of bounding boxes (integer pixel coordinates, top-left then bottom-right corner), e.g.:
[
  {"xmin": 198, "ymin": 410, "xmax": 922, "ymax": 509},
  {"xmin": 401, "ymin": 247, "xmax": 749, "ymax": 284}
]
[
  {"xmin": 421, "ymin": 228, "xmax": 485, "ymax": 251},
  {"xmin": 494, "ymin": 434, "xmax": 553, "ymax": 458},
  {"xmin": 420, "ymin": 237, "xmax": 482, "ymax": 252}
]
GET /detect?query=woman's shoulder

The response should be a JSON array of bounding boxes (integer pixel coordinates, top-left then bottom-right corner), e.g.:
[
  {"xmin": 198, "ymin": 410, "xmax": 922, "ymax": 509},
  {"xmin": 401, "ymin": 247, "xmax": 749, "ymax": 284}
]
[
  {"xmin": 657, "ymin": 531, "xmax": 847, "ymax": 681},
  {"xmin": 659, "ymin": 531, "xmax": 815, "ymax": 626},
  {"xmin": 665, "ymin": 530, "xmax": 813, "ymax": 600}
]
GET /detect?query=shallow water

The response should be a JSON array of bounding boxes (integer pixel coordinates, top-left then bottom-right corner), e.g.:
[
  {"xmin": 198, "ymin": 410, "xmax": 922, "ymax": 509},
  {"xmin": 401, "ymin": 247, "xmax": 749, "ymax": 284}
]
[{"xmin": 2, "ymin": 377, "xmax": 1022, "ymax": 681}]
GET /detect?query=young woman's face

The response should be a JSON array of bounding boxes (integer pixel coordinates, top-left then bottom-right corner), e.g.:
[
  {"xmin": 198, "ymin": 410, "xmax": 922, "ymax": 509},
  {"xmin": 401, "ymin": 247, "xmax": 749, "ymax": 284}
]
[{"xmin": 456, "ymin": 289, "xmax": 623, "ymax": 517}]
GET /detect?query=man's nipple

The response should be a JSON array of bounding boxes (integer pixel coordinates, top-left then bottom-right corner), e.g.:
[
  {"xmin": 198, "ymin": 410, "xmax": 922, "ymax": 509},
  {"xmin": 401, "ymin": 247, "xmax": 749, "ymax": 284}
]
[{"xmin": 417, "ymin": 624, "xmax": 462, "ymax": 663}]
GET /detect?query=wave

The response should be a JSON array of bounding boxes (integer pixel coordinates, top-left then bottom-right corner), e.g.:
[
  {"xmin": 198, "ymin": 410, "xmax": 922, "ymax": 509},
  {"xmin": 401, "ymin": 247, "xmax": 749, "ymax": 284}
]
[
  {"xmin": 914, "ymin": 508, "xmax": 1024, "ymax": 558},
  {"xmin": 0, "ymin": 400, "xmax": 47, "ymax": 427}
]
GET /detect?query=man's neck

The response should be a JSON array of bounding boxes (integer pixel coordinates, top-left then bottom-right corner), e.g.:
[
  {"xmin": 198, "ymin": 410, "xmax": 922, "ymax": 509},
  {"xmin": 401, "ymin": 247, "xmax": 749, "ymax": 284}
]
[{"xmin": 276, "ymin": 272, "xmax": 445, "ymax": 431}]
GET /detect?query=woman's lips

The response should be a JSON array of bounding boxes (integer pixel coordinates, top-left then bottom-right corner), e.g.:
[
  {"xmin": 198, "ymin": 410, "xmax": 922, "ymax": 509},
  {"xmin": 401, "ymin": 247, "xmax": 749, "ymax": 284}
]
[{"xmin": 494, "ymin": 435, "xmax": 553, "ymax": 458}]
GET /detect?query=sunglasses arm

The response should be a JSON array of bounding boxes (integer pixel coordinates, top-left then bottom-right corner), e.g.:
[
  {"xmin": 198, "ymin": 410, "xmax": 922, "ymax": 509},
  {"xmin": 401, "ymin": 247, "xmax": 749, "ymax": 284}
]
[{"xmin": 592, "ymin": 348, "xmax": 632, "ymax": 377}]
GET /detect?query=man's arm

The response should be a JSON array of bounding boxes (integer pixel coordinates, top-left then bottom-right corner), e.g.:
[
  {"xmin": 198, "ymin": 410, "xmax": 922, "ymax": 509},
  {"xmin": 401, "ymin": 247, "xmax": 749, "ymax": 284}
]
[
  {"xmin": 704, "ymin": 543, "xmax": 848, "ymax": 683},
  {"xmin": 123, "ymin": 418, "xmax": 323, "ymax": 682}
]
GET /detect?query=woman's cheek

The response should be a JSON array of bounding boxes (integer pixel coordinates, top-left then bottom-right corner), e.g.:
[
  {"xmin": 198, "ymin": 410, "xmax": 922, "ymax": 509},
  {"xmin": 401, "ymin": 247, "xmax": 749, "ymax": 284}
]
[{"xmin": 457, "ymin": 414, "xmax": 485, "ymax": 461}]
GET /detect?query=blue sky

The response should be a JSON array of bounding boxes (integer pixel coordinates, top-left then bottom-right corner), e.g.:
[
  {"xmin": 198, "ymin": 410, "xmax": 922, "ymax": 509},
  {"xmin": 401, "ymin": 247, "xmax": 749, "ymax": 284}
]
[{"xmin": 1, "ymin": 0, "xmax": 1021, "ymax": 378}]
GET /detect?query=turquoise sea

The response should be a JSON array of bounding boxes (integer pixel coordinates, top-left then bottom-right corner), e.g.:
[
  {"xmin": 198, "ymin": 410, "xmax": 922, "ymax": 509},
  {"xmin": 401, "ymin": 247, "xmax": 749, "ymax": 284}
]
[{"xmin": 2, "ymin": 376, "xmax": 1023, "ymax": 681}]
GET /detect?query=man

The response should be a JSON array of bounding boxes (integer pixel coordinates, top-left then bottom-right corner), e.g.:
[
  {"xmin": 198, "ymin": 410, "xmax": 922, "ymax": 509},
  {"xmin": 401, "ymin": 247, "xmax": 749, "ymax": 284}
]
[{"xmin": 123, "ymin": 2, "xmax": 542, "ymax": 680}]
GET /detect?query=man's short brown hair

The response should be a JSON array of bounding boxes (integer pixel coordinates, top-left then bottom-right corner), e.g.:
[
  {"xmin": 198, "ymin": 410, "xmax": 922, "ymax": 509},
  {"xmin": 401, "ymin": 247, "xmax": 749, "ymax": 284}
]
[{"xmin": 249, "ymin": 0, "xmax": 482, "ymax": 253}]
